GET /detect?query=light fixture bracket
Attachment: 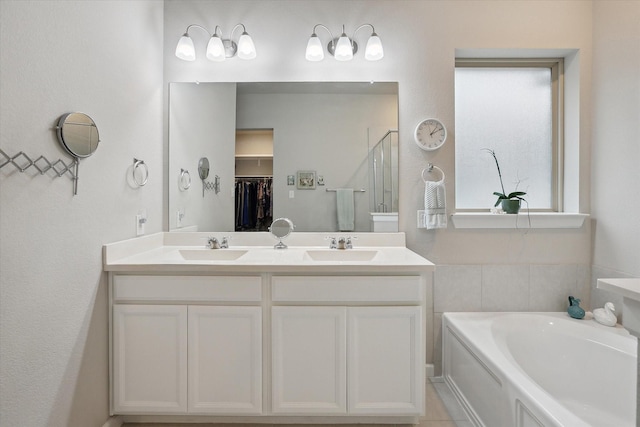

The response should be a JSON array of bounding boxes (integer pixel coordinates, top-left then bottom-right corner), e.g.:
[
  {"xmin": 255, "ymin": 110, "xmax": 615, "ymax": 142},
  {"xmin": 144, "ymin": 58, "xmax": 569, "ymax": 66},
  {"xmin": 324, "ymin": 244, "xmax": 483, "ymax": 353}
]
[
  {"xmin": 327, "ymin": 39, "xmax": 358, "ymax": 57},
  {"xmin": 222, "ymin": 39, "xmax": 238, "ymax": 58}
]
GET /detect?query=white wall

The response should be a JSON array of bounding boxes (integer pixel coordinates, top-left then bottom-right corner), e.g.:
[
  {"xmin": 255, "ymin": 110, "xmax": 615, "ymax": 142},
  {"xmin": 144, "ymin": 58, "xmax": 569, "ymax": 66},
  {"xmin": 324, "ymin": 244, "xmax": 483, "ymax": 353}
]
[
  {"xmin": 0, "ymin": 1, "xmax": 164, "ymax": 426},
  {"xmin": 164, "ymin": 0, "xmax": 594, "ymax": 371},
  {"xmin": 590, "ymin": 1, "xmax": 640, "ymax": 309},
  {"xmin": 163, "ymin": 0, "xmax": 593, "ymax": 264},
  {"xmin": 4, "ymin": 1, "xmax": 631, "ymax": 424}
]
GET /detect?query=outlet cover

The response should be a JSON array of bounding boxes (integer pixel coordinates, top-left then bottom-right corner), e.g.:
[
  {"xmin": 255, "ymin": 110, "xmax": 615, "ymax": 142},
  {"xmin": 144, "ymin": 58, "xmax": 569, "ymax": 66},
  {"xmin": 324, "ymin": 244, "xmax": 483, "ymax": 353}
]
[{"xmin": 136, "ymin": 210, "xmax": 147, "ymax": 236}]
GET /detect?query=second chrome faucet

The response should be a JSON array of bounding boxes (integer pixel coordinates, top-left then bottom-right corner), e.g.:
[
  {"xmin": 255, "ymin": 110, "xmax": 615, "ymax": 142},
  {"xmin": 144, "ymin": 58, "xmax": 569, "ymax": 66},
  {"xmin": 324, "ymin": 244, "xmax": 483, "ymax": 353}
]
[
  {"xmin": 206, "ymin": 236, "xmax": 229, "ymax": 249},
  {"xmin": 328, "ymin": 236, "xmax": 353, "ymax": 250}
]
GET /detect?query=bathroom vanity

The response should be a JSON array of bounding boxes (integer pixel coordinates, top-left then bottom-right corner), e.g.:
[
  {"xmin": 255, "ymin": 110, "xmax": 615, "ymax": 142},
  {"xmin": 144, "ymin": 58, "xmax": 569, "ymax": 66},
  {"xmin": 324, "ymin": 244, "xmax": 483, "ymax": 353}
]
[{"xmin": 103, "ymin": 231, "xmax": 434, "ymax": 424}]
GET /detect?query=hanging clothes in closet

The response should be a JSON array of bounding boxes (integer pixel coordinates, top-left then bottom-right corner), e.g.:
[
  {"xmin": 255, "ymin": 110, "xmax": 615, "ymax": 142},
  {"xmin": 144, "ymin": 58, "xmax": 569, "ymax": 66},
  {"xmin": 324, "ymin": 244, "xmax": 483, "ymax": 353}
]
[{"xmin": 235, "ymin": 177, "xmax": 273, "ymax": 231}]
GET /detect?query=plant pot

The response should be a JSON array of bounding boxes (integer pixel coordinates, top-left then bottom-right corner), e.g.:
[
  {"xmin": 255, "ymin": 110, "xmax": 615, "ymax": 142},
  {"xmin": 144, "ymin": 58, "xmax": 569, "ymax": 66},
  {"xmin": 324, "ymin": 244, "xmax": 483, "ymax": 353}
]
[{"xmin": 501, "ymin": 199, "xmax": 521, "ymax": 214}]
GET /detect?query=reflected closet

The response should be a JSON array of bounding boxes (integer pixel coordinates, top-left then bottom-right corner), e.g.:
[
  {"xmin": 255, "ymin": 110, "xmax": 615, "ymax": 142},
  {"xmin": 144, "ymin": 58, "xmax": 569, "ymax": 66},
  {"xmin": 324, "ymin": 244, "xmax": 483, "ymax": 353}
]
[{"xmin": 235, "ymin": 129, "xmax": 273, "ymax": 231}]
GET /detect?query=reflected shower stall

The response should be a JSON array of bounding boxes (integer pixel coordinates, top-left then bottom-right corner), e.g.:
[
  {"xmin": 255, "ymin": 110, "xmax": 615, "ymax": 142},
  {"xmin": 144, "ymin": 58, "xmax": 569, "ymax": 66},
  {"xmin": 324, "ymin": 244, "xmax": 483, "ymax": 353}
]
[{"xmin": 368, "ymin": 129, "xmax": 399, "ymax": 231}]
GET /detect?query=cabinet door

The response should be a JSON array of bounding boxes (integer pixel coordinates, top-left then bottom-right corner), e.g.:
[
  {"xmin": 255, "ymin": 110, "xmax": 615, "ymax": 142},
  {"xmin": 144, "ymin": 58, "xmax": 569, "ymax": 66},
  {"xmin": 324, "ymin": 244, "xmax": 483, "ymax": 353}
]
[
  {"xmin": 113, "ymin": 304, "xmax": 188, "ymax": 414},
  {"xmin": 348, "ymin": 306, "xmax": 423, "ymax": 414},
  {"xmin": 188, "ymin": 306, "xmax": 262, "ymax": 414},
  {"xmin": 272, "ymin": 306, "xmax": 347, "ymax": 414}
]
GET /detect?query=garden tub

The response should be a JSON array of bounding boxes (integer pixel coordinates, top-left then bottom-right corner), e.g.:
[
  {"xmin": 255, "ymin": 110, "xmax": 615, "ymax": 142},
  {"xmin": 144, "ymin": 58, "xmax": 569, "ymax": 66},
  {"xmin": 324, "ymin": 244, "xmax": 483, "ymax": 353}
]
[{"xmin": 442, "ymin": 312, "xmax": 636, "ymax": 426}]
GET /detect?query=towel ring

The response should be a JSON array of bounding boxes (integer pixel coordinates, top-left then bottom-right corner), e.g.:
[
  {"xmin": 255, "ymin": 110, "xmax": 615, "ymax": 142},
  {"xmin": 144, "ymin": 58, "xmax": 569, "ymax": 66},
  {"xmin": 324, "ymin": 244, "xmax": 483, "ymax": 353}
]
[
  {"xmin": 132, "ymin": 158, "xmax": 149, "ymax": 187},
  {"xmin": 422, "ymin": 163, "xmax": 445, "ymax": 182},
  {"xmin": 179, "ymin": 168, "xmax": 192, "ymax": 191}
]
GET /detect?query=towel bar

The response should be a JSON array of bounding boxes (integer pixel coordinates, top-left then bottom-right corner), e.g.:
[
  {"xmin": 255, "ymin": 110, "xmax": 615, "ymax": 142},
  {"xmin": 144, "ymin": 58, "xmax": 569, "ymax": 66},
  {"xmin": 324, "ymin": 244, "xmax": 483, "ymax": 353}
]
[{"xmin": 326, "ymin": 188, "xmax": 366, "ymax": 192}]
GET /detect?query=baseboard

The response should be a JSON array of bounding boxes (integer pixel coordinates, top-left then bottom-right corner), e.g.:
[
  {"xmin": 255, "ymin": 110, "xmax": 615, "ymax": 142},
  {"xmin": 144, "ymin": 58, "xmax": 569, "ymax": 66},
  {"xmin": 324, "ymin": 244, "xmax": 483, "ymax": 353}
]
[
  {"xmin": 101, "ymin": 366, "xmax": 436, "ymax": 427},
  {"xmin": 101, "ymin": 415, "xmax": 123, "ymax": 427},
  {"xmin": 426, "ymin": 363, "xmax": 434, "ymax": 378}
]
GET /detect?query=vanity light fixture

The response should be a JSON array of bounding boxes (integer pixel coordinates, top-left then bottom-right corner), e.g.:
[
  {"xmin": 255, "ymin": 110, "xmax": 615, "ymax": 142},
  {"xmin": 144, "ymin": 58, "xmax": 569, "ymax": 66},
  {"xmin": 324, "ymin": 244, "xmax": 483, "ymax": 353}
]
[
  {"xmin": 175, "ymin": 23, "xmax": 256, "ymax": 62},
  {"xmin": 305, "ymin": 24, "xmax": 383, "ymax": 62}
]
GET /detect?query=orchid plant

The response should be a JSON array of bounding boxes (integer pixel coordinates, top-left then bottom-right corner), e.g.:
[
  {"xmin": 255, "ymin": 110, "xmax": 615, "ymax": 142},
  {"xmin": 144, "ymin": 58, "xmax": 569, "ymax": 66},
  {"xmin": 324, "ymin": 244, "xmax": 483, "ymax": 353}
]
[{"xmin": 484, "ymin": 149, "xmax": 527, "ymax": 208}]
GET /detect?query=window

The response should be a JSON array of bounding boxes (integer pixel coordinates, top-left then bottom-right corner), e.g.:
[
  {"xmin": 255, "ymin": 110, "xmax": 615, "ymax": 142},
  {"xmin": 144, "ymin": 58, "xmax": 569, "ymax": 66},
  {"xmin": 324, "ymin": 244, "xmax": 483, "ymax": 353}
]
[{"xmin": 455, "ymin": 59, "xmax": 563, "ymax": 211}]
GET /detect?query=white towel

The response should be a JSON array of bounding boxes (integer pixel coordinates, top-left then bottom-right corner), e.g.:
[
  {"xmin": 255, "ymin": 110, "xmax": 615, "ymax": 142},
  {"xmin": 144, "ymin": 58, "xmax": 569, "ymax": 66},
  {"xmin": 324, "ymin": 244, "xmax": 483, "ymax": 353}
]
[
  {"xmin": 336, "ymin": 188, "xmax": 355, "ymax": 231},
  {"xmin": 425, "ymin": 180, "xmax": 447, "ymax": 229}
]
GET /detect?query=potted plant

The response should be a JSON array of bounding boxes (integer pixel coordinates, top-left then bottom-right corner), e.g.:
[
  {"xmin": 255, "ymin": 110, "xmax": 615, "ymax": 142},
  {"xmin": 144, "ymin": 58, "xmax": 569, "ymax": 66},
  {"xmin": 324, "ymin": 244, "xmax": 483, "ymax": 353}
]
[{"xmin": 485, "ymin": 149, "xmax": 526, "ymax": 214}]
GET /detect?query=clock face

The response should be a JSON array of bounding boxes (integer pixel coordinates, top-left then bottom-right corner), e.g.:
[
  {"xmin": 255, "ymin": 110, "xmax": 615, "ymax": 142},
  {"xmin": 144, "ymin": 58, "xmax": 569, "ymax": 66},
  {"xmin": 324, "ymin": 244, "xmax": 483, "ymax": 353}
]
[{"xmin": 414, "ymin": 118, "xmax": 447, "ymax": 151}]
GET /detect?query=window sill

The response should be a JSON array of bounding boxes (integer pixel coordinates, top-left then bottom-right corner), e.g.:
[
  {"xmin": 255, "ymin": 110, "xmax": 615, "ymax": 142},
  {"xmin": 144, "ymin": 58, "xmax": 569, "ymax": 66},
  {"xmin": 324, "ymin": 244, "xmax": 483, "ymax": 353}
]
[{"xmin": 450, "ymin": 212, "xmax": 589, "ymax": 229}]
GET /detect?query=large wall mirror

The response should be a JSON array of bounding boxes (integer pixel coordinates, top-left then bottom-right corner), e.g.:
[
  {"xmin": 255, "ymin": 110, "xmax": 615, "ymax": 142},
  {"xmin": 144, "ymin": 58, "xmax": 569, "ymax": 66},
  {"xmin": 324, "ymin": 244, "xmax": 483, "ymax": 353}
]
[{"xmin": 169, "ymin": 82, "xmax": 398, "ymax": 232}]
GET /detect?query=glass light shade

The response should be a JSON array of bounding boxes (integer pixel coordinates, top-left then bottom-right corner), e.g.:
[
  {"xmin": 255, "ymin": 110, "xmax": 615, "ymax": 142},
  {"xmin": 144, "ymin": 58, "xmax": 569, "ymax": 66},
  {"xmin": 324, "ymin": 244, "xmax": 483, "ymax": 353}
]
[
  {"xmin": 206, "ymin": 35, "xmax": 226, "ymax": 61},
  {"xmin": 364, "ymin": 33, "xmax": 384, "ymax": 61},
  {"xmin": 334, "ymin": 34, "xmax": 353, "ymax": 61},
  {"xmin": 175, "ymin": 34, "xmax": 196, "ymax": 61},
  {"xmin": 305, "ymin": 34, "xmax": 324, "ymax": 61},
  {"xmin": 237, "ymin": 32, "xmax": 257, "ymax": 60}
]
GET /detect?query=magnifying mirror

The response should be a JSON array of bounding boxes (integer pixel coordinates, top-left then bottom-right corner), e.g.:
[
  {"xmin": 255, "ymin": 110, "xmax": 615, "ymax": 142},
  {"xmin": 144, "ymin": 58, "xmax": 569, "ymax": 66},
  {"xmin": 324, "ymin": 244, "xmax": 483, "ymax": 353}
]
[
  {"xmin": 270, "ymin": 217, "xmax": 294, "ymax": 249},
  {"xmin": 56, "ymin": 112, "xmax": 100, "ymax": 195},
  {"xmin": 57, "ymin": 112, "xmax": 100, "ymax": 158},
  {"xmin": 198, "ymin": 157, "xmax": 210, "ymax": 180}
]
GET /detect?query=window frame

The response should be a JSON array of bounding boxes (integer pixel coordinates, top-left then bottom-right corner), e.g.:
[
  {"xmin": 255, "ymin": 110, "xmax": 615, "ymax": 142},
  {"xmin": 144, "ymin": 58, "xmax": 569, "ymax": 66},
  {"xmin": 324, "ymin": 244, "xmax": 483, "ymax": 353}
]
[{"xmin": 454, "ymin": 58, "xmax": 564, "ymax": 212}]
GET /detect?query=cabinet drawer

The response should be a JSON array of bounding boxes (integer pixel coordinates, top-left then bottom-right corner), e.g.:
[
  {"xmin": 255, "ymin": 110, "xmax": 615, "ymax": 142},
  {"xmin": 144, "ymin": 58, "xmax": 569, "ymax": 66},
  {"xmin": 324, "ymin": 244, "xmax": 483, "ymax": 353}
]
[
  {"xmin": 272, "ymin": 276, "xmax": 422, "ymax": 303},
  {"xmin": 113, "ymin": 275, "xmax": 262, "ymax": 302}
]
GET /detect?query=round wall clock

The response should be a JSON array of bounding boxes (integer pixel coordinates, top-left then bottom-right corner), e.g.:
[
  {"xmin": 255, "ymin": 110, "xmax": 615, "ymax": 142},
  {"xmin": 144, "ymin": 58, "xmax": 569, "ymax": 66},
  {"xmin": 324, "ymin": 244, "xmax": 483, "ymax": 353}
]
[{"xmin": 414, "ymin": 118, "xmax": 447, "ymax": 151}]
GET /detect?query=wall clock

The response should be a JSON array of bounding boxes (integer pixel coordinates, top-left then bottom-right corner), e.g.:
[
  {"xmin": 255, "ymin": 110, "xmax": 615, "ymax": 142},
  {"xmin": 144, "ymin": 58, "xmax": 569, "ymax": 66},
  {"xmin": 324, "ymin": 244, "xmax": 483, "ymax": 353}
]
[{"xmin": 414, "ymin": 118, "xmax": 447, "ymax": 151}]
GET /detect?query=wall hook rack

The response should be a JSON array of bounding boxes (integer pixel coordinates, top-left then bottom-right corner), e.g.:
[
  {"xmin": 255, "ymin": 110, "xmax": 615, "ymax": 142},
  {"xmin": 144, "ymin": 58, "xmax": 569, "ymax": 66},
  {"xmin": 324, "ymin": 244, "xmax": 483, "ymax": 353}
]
[
  {"xmin": 202, "ymin": 175, "xmax": 220, "ymax": 195},
  {"xmin": 0, "ymin": 148, "xmax": 79, "ymax": 193},
  {"xmin": 1, "ymin": 112, "xmax": 100, "ymax": 196}
]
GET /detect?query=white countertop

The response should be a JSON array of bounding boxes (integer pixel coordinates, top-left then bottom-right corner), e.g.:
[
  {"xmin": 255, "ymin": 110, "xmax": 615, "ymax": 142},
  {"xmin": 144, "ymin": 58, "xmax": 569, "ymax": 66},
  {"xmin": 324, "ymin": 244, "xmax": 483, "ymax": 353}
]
[
  {"xmin": 103, "ymin": 232, "xmax": 435, "ymax": 274},
  {"xmin": 597, "ymin": 278, "xmax": 640, "ymax": 301}
]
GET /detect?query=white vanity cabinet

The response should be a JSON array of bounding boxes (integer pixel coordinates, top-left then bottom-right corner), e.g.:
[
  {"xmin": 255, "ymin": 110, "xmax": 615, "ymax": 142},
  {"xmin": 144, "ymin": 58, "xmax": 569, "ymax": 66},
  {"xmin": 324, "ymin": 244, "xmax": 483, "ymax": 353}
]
[
  {"xmin": 110, "ymin": 275, "xmax": 263, "ymax": 415},
  {"xmin": 113, "ymin": 304, "xmax": 188, "ymax": 414},
  {"xmin": 272, "ymin": 306, "xmax": 348, "ymax": 414},
  {"xmin": 271, "ymin": 276, "xmax": 424, "ymax": 416},
  {"xmin": 187, "ymin": 305, "xmax": 262, "ymax": 414},
  {"xmin": 104, "ymin": 233, "xmax": 434, "ymax": 424}
]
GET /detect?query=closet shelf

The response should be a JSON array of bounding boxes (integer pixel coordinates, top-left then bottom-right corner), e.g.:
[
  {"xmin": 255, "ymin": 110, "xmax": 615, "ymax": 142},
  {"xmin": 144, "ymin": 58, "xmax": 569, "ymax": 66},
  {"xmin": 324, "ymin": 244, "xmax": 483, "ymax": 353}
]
[{"xmin": 235, "ymin": 154, "xmax": 273, "ymax": 159}]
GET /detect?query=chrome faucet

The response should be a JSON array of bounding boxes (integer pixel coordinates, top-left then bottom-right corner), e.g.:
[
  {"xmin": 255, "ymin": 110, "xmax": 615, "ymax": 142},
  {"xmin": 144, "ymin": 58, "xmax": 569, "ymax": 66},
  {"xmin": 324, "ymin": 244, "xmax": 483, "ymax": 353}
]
[
  {"xmin": 328, "ymin": 236, "xmax": 353, "ymax": 249},
  {"xmin": 206, "ymin": 236, "xmax": 229, "ymax": 249}
]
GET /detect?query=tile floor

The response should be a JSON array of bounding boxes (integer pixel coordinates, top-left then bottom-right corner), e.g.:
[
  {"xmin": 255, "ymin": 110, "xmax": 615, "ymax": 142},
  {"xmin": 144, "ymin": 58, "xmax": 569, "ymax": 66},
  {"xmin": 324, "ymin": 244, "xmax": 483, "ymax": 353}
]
[
  {"xmin": 418, "ymin": 377, "xmax": 472, "ymax": 427},
  {"xmin": 122, "ymin": 378, "xmax": 472, "ymax": 427}
]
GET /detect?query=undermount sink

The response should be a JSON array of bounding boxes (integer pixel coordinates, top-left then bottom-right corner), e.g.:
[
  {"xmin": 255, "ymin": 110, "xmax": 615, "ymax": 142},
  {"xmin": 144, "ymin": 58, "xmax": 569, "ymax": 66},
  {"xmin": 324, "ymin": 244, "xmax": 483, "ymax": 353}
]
[
  {"xmin": 304, "ymin": 250, "xmax": 378, "ymax": 262},
  {"xmin": 179, "ymin": 249, "xmax": 248, "ymax": 261}
]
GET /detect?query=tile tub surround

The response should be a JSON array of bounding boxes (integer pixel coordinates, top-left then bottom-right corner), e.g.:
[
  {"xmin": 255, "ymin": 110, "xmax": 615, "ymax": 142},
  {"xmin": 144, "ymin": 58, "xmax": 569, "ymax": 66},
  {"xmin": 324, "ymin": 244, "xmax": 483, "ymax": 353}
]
[
  {"xmin": 434, "ymin": 264, "xmax": 591, "ymax": 313},
  {"xmin": 431, "ymin": 263, "xmax": 590, "ymax": 375}
]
